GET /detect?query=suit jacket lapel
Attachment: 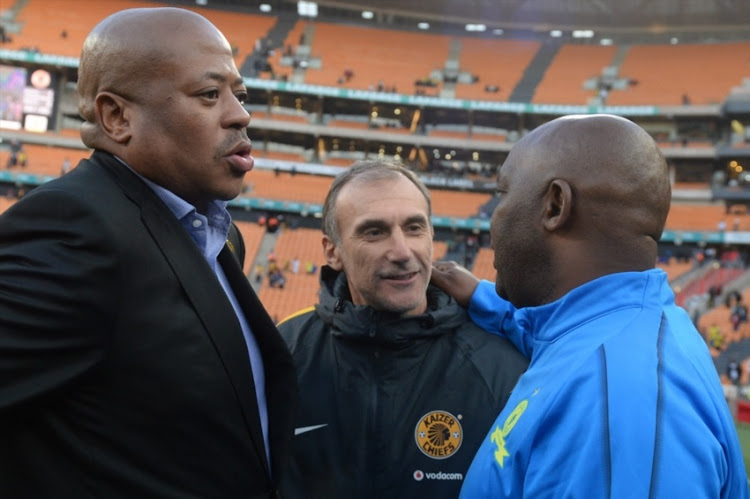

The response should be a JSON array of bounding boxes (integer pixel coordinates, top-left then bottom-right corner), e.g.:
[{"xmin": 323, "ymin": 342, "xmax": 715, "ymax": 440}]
[
  {"xmin": 218, "ymin": 246, "xmax": 298, "ymax": 477},
  {"xmin": 91, "ymin": 151, "xmax": 271, "ymax": 474}
]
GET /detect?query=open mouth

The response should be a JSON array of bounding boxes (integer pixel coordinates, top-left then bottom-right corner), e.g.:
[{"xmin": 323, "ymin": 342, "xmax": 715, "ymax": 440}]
[{"xmin": 225, "ymin": 142, "xmax": 254, "ymax": 172}]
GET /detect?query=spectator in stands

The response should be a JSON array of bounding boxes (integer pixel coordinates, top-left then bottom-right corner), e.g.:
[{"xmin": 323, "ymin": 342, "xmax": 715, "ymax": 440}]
[
  {"xmin": 727, "ymin": 357, "xmax": 743, "ymax": 387},
  {"xmin": 709, "ymin": 323, "xmax": 725, "ymax": 351},
  {"xmin": 731, "ymin": 299, "xmax": 748, "ymax": 331},
  {"xmin": 17, "ymin": 149, "xmax": 27, "ymax": 168},
  {"xmin": 276, "ymin": 160, "xmax": 528, "ymax": 498},
  {"xmin": 291, "ymin": 256, "xmax": 300, "ymax": 274},
  {"xmin": 0, "ymin": 8, "xmax": 296, "ymax": 497},
  {"xmin": 430, "ymin": 114, "xmax": 748, "ymax": 498},
  {"xmin": 304, "ymin": 260, "xmax": 317, "ymax": 274},
  {"xmin": 268, "ymin": 267, "xmax": 286, "ymax": 289}
]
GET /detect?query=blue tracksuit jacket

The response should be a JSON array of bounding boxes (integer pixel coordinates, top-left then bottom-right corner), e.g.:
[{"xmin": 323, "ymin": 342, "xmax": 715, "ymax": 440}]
[{"xmin": 459, "ymin": 269, "xmax": 749, "ymax": 498}]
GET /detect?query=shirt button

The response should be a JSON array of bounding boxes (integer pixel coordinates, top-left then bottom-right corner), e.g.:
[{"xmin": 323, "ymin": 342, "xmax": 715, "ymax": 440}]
[{"xmin": 192, "ymin": 219, "xmax": 202, "ymax": 228}]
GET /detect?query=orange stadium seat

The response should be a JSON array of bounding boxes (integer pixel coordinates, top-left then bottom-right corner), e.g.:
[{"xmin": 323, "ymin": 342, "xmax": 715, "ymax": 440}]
[
  {"xmin": 472, "ymin": 247, "xmax": 496, "ymax": 282},
  {"xmin": 433, "ymin": 240, "xmax": 448, "ymax": 261},
  {"xmin": 7, "ymin": 0, "xmax": 275, "ymax": 64},
  {"xmin": 666, "ymin": 203, "xmax": 746, "ymax": 231},
  {"xmin": 304, "ymin": 22, "xmax": 451, "ymax": 94},
  {"xmin": 246, "ymin": 169, "xmax": 332, "ymax": 204},
  {"xmin": 656, "ymin": 257, "xmax": 694, "ymax": 282},
  {"xmin": 454, "ymin": 38, "xmax": 540, "ymax": 101},
  {"xmin": 6, "ymin": 0, "xmax": 157, "ymax": 57},
  {"xmin": 233, "ymin": 220, "xmax": 267, "ymax": 276},
  {"xmin": 257, "ymin": 227, "xmax": 326, "ymax": 322},
  {"xmin": 265, "ymin": 19, "xmax": 310, "ymax": 81},
  {"xmin": 0, "ymin": 144, "xmax": 89, "ymax": 177},
  {"xmin": 533, "ymin": 44, "xmax": 617, "ymax": 105},
  {"xmin": 606, "ymin": 42, "xmax": 750, "ymax": 106},
  {"xmin": 430, "ymin": 189, "xmax": 491, "ymax": 218}
]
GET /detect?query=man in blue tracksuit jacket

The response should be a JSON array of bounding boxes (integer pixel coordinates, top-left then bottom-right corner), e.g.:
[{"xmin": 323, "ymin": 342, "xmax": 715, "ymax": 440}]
[{"xmin": 432, "ymin": 114, "xmax": 749, "ymax": 498}]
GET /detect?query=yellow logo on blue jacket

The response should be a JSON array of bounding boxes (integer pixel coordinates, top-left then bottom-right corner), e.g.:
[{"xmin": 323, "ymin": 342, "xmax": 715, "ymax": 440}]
[{"xmin": 491, "ymin": 399, "xmax": 528, "ymax": 468}]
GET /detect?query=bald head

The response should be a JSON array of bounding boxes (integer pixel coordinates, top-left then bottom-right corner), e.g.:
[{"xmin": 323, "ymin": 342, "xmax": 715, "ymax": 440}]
[
  {"xmin": 518, "ymin": 114, "xmax": 670, "ymax": 242},
  {"xmin": 490, "ymin": 114, "xmax": 671, "ymax": 307},
  {"xmin": 77, "ymin": 8, "xmax": 230, "ymax": 148}
]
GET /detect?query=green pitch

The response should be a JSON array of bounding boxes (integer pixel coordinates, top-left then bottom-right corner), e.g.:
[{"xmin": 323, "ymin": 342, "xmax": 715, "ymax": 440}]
[{"xmin": 737, "ymin": 422, "xmax": 750, "ymax": 479}]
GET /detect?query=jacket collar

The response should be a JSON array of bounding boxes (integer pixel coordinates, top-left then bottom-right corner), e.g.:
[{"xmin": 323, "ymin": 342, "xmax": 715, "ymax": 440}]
[
  {"xmin": 515, "ymin": 269, "xmax": 668, "ymax": 343},
  {"xmin": 315, "ymin": 265, "xmax": 469, "ymax": 344}
]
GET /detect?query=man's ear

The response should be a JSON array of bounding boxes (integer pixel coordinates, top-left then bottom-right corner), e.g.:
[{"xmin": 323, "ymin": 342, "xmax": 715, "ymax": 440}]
[
  {"xmin": 94, "ymin": 91, "xmax": 132, "ymax": 144},
  {"xmin": 542, "ymin": 179, "xmax": 572, "ymax": 232},
  {"xmin": 322, "ymin": 235, "xmax": 343, "ymax": 271}
]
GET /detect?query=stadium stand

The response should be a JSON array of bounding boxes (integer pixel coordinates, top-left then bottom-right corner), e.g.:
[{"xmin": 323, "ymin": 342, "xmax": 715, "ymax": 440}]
[
  {"xmin": 429, "ymin": 189, "xmax": 492, "ymax": 218},
  {"xmin": 472, "ymin": 247, "xmax": 496, "ymax": 282},
  {"xmin": 432, "ymin": 240, "xmax": 448, "ymax": 261},
  {"xmin": 264, "ymin": 19, "xmax": 309, "ymax": 81},
  {"xmin": 454, "ymin": 38, "xmax": 541, "ymax": 101},
  {"xmin": 233, "ymin": 220, "xmax": 267, "ymax": 277},
  {"xmin": 303, "ymin": 22, "xmax": 451, "ymax": 94},
  {"xmin": 666, "ymin": 203, "xmax": 746, "ymax": 231},
  {"xmin": 606, "ymin": 41, "xmax": 750, "ymax": 106},
  {"xmin": 5, "ymin": 0, "xmax": 275, "ymax": 64},
  {"xmin": 656, "ymin": 257, "xmax": 695, "ymax": 283},
  {"xmin": 532, "ymin": 44, "xmax": 617, "ymax": 104},
  {"xmin": 0, "ymin": 143, "xmax": 89, "ymax": 177},
  {"xmin": 257, "ymin": 227, "xmax": 326, "ymax": 323},
  {"xmin": 245, "ymin": 169, "xmax": 332, "ymax": 204}
]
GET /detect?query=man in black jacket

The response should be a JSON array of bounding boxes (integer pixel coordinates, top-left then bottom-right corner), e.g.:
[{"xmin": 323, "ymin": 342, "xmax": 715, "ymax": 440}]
[
  {"xmin": 277, "ymin": 160, "xmax": 528, "ymax": 498},
  {"xmin": 0, "ymin": 8, "xmax": 296, "ymax": 497}
]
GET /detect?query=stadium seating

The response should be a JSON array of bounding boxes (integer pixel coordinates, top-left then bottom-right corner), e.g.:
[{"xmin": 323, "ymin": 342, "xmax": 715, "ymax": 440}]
[
  {"xmin": 257, "ymin": 227, "xmax": 326, "ymax": 323},
  {"xmin": 606, "ymin": 42, "xmax": 750, "ymax": 106},
  {"xmin": 233, "ymin": 220, "xmax": 267, "ymax": 276},
  {"xmin": 246, "ymin": 169, "xmax": 332, "ymax": 204},
  {"xmin": 472, "ymin": 247, "xmax": 496, "ymax": 282},
  {"xmin": 0, "ymin": 143, "xmax": 89, "ymax": 177},
  {"xmin": 265, "ymin": 19, "xmax": 309, "ymax": 81},
  {"xmin": 430, "ymin": 189, "xmax": 491, "ymax": 218},
  {"xmin": 6, "ymin": 0, "xmax": 275, "ymax": 64},
  {"xmin": 303, "ymin": 22, "xmax": 451, "ymax": 94},
  {"xmin": 5, "ymin": 0, "xmax": 155, "ymax": 57},
  {"xmin": 666, "ymin": 203, "xmax": 745, "ymax": 231},
  {"xmin": 656, "ymin": 257, "xmax": 695, "ymax": 283},
  {"xmin": 454, "ymin": 38, "xmax": 540, "ymax": 101},
  {"xmin": 533, "ymin": 44, "xmax": 617, "ymax": 104},
  {"xmin": 433, "ymin": 240, "xmax": 448, "ymax": 261}
]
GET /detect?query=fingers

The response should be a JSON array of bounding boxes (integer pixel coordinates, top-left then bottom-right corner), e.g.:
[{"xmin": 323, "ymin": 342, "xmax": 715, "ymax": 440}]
[{"xmin": 432, "ymin": 260, "xmax": 459, "ymax": 273}]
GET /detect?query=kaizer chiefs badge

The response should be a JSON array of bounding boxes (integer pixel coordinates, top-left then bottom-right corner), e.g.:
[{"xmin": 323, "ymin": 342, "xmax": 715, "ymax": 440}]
[{"xmin": 415, "ymin": 410, "xmax": 463, "ymax": 459}]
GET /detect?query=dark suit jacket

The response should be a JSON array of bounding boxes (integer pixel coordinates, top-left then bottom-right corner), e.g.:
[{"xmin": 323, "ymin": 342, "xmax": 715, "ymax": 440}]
[{"xmin": 0, "ymin": 151, "xmax": 297, "ymax": 498}]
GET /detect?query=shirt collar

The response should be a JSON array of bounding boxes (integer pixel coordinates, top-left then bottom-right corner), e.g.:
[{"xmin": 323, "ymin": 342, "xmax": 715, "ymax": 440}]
[{"xmin": 114, "ymin": 156, "xmax": 231, "ymax": 233}]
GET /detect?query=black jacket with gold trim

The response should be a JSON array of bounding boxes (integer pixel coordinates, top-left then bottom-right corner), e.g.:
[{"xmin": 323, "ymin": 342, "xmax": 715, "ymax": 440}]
[{"xmin": 277, "ymin": 266, "xmax": 528, "ymax": 499}]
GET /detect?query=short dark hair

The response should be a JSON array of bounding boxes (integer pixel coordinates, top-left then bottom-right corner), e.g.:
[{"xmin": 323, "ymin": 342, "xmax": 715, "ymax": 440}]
[{"xmin": 322, "ymin": 160, "xmax": 432, "ymax": 243}]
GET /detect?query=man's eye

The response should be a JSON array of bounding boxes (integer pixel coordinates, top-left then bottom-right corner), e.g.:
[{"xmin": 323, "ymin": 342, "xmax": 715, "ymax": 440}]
[
  {"xmin": 236, "ymin": 92, "xmax": 248, "ymax": 104},
  {"xmin": 203, "ymin": 90, "xmax": 219, "ymax": 99}
]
